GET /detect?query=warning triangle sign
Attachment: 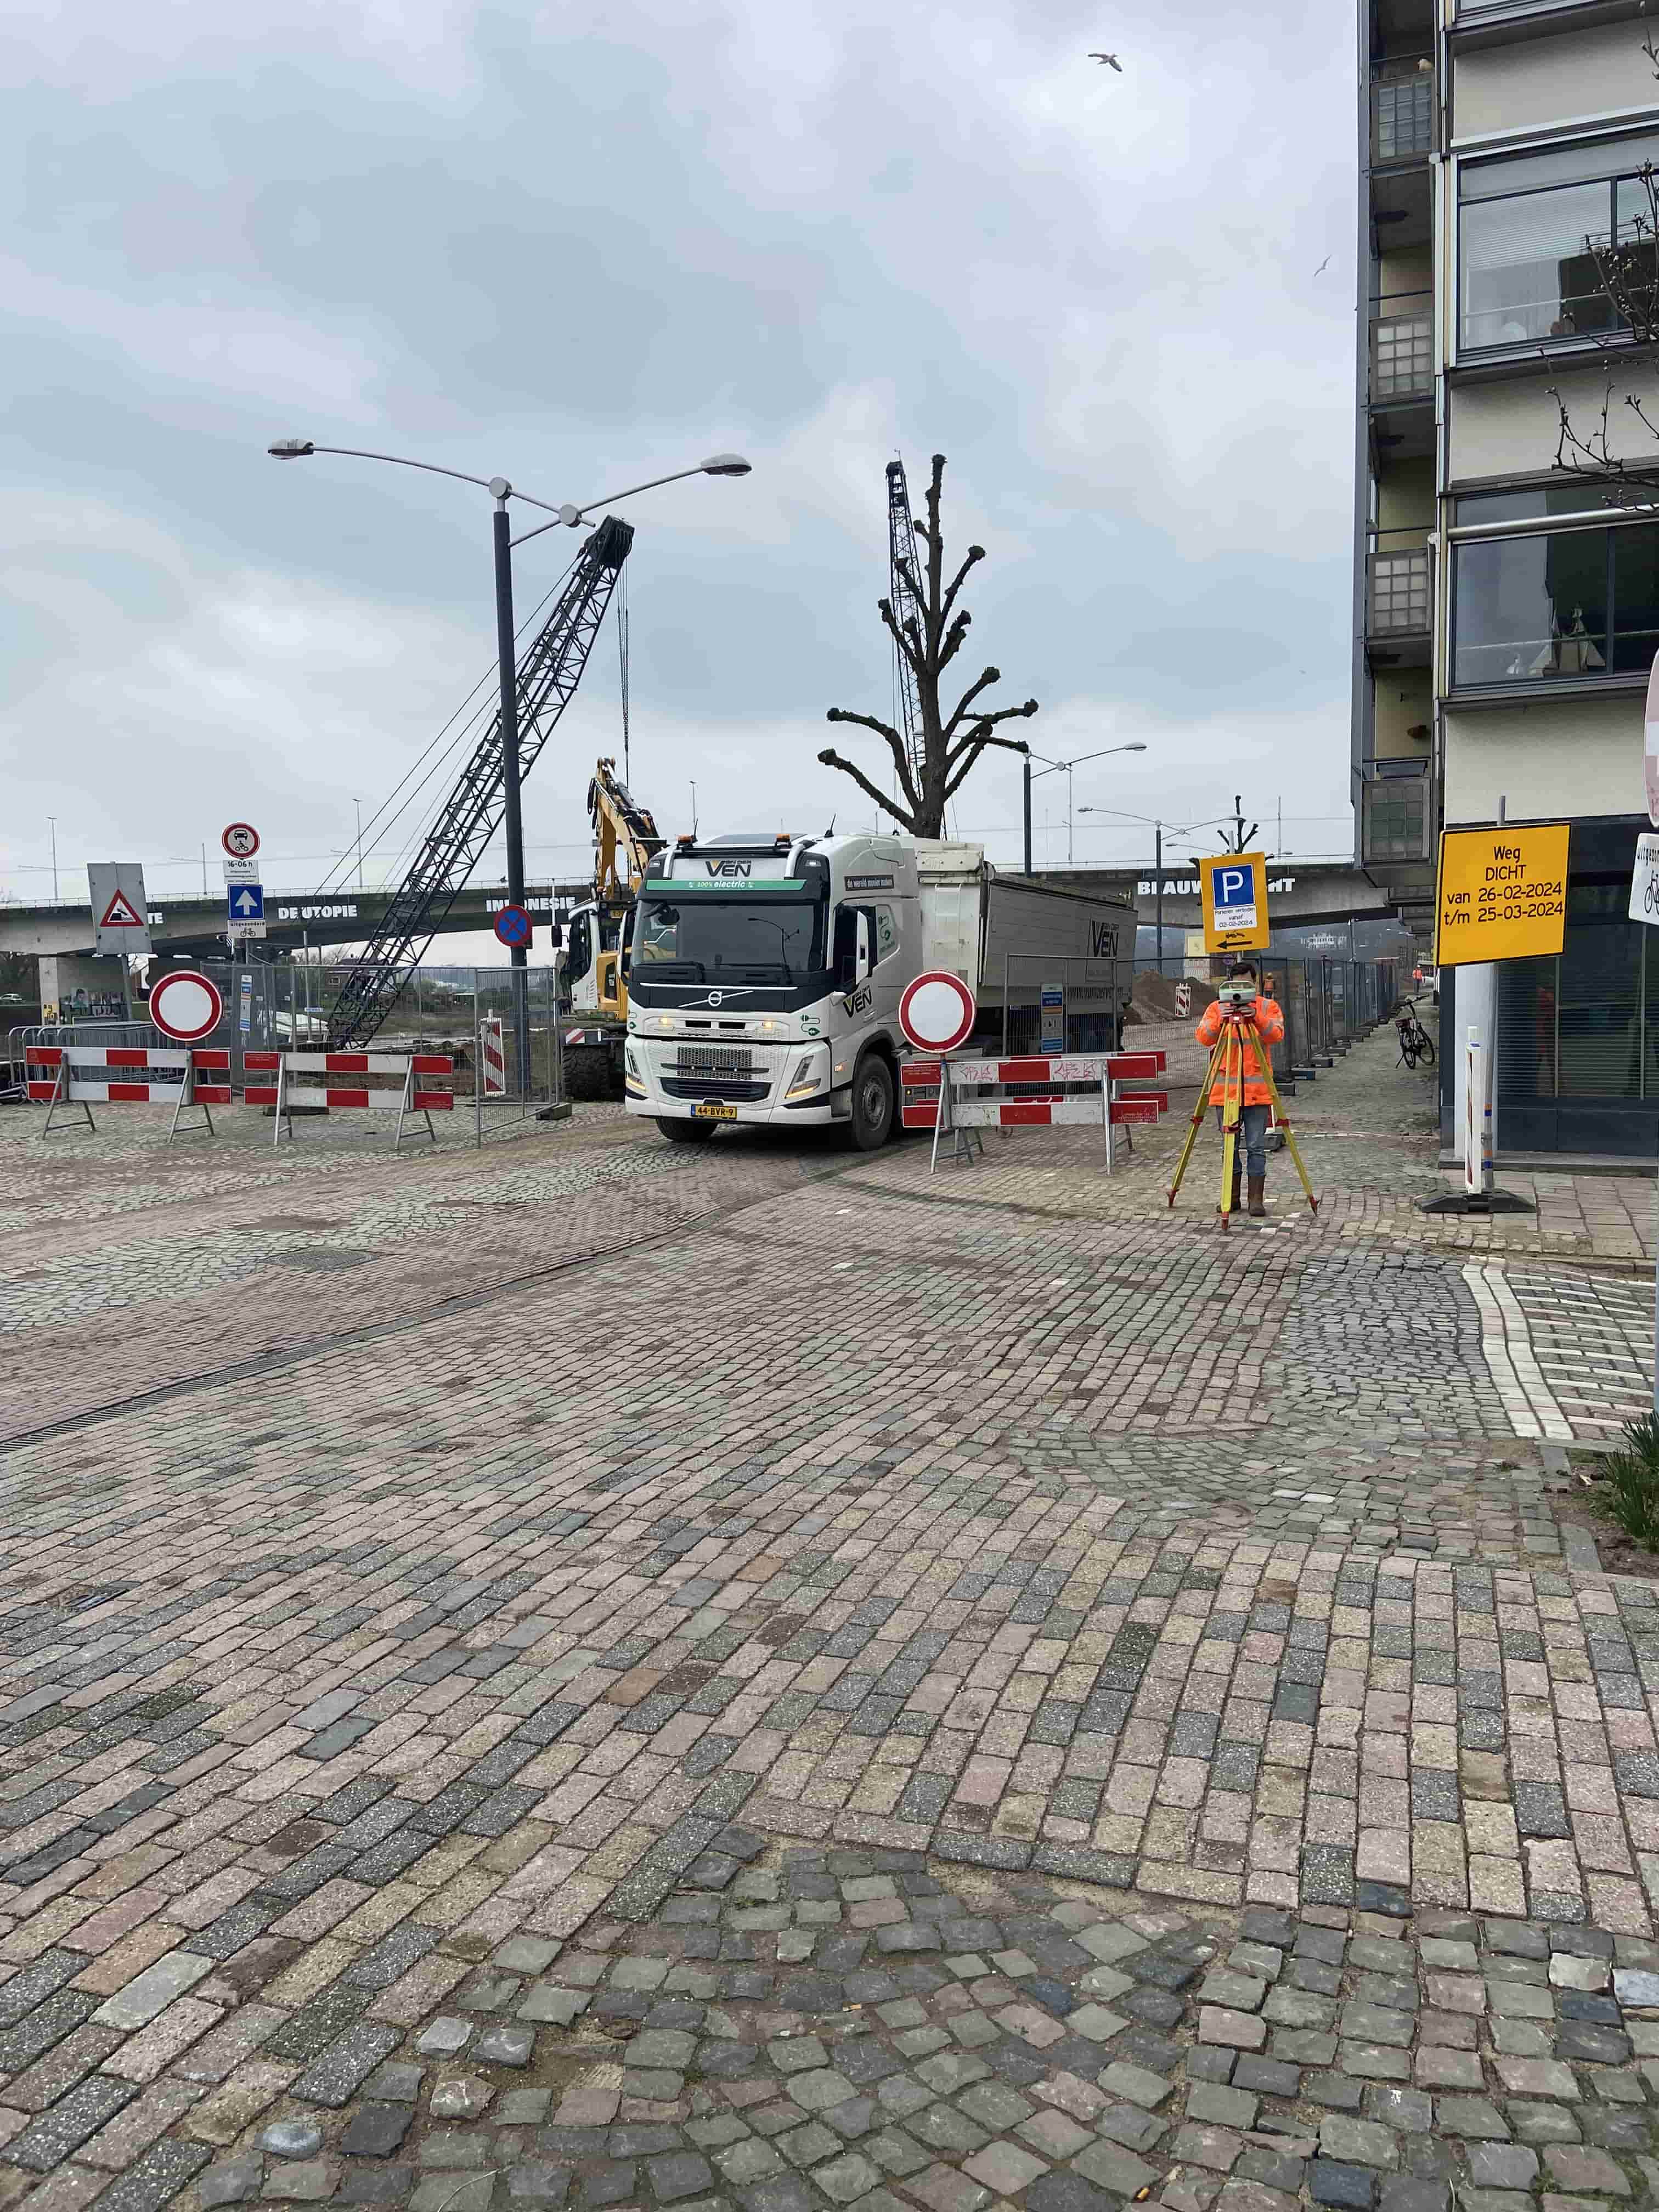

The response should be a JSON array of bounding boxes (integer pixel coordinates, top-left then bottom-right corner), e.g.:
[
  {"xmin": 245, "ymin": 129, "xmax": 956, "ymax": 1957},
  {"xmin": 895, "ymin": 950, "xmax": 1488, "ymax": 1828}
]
[{"xmin": 99, "ymin": 889, "xmax": 145, "ymax": 928}]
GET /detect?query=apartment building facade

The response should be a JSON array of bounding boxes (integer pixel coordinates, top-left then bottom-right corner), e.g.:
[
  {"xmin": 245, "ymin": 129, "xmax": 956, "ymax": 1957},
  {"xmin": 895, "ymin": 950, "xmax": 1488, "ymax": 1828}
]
[{"xmin": 1355, "ymin": 0, "xmax": 1659, "ymax": 1154}]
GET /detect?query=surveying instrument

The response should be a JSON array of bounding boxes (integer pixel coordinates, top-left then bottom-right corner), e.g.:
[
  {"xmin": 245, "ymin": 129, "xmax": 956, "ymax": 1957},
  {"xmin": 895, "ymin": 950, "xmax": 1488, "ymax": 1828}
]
[{"xmin": 1166, "ymin": 983, "xmax": 1318, "ymax": 1229}]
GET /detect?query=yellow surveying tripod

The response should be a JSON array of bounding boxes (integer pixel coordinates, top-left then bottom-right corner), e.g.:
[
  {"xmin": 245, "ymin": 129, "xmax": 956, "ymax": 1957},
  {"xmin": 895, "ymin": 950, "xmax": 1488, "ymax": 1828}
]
[{"xmin": 1166, "ymin": 1003, "xmax": 1318, "ymax": 1230}]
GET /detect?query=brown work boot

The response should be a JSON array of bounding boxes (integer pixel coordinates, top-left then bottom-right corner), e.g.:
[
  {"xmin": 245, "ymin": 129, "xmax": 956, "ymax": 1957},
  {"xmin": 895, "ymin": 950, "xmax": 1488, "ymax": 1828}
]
[
  {"xmin": 1218, "ymin": 1163, "xmax": 1242, "ymax": 1216},
  {"xmin": 1247, "ymin": 1175, "xmax": 1266, "ymax": 1217}
]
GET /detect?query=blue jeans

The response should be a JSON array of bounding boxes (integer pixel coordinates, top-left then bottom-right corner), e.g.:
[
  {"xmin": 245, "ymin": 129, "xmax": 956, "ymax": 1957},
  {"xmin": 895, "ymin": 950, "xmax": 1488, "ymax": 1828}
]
[{"xmin": 1215, "ymin": 1101, "xmax": 1269, "ymax": 1178}]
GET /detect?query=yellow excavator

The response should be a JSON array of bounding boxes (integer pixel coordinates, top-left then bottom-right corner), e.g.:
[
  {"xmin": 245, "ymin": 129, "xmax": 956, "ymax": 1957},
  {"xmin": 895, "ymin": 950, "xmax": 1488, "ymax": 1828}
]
[{"xmin": 560, "ymin": 758, "xmax": 666, "ymax": 1099}]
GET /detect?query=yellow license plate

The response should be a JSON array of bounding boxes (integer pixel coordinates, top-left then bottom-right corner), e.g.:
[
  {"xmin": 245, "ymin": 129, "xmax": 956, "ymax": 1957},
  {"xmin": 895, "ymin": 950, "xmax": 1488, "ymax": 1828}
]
[{"xmin": 693, "ymin": 1101, "xmax": 738, "ymax": 1121}]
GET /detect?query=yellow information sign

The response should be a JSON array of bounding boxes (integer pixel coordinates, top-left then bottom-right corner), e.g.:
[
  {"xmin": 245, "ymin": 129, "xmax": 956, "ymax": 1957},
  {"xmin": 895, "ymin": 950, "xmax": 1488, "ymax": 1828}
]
[
  {"xmin": 1434, "ymin": 823, "xmax": 1568, "ymax": 967},
  {"xmin": 1198, "ymin": 851, "xmax": 1271, "ymax": 954}
]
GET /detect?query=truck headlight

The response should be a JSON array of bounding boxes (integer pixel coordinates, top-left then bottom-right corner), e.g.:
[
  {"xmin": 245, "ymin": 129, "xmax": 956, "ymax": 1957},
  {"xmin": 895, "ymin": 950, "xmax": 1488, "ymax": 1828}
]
[
  {"xmin": 785, "ymin": 1052, "xmax": 826, "ymax": 1102},
  {"xmin": 624, "ymin": 1046, "xmax": 646, "ymax": 1098}
]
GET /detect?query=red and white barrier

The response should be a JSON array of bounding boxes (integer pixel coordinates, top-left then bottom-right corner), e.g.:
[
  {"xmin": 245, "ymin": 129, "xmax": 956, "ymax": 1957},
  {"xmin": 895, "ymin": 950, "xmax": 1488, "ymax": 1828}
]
[
  {"xmin": 27, "ymin": 1045, "xmax": 232, "ymax": 1141},
  {"xmin": 899, "ymin": 1049, "xmax": 1168, "ymax": 1173},
  {"xmin": 480, "ymin": 1018, "xmax": 506, "ymax": 1098},
  {"xmin": 244, "ymin": 1051, "xmax": 454, "ymax": 1152}
]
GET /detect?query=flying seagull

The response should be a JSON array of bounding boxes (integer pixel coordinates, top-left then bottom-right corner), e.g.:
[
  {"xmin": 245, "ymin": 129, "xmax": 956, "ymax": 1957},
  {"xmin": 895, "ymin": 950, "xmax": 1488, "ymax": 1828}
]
[
  {"xmin": 1313, "ymin": 253, "xmax": 1332, "ymax": 276},
  {"xmin": 1089, "ymin": 51, "xmax": 1123, "ymax": 69}
]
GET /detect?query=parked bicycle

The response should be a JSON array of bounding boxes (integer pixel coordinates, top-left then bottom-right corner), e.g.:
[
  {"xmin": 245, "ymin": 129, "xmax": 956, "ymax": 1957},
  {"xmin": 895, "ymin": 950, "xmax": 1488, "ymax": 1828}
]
[{"xmin": 1396, "ymin": 998, "xmax": 1436, "ymax": 1069}]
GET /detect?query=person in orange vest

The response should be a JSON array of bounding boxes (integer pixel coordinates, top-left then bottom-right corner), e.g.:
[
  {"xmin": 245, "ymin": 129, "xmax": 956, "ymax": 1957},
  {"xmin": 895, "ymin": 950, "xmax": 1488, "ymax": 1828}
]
[{"xmin": 1194, "ymin": 957, "xmax": 1285, "ymax": 1217}]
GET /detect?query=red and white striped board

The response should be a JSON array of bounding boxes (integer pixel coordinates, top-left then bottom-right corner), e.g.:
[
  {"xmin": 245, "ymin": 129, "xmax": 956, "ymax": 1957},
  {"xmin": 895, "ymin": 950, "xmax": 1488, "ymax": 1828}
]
[
  {"xmin": 938, "ymin": 1093, "xmax": 1168, "ymax": 1129},
  {"xmin": 250, "ymin": 1050, "xmax": 455, "ymax": 1152},
  {"xmin": 242, "ymin": 1050, "xmax": 453, "ymax": 1111},
  {"xmin": 244, "ymin": 1052, "xmax": 453, "ymax": 1075},
  {"xmin": 899, "ymin": 1050, "xmax": 1166, "ymax": 1131},
  {"xmin": 481, "ymin": 1017, "xmax": 506, "ymax": 1097},
  {"xmin": 26, "ymin": 1046, "xmax": 234, "ymax": 1106}
]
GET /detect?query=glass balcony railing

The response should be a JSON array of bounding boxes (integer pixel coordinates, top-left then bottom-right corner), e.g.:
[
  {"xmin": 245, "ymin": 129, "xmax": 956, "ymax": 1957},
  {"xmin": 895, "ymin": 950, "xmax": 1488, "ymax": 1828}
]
[
  {"xmin": 1361, "ymin": 771, "xmax": 1432, "ymax": 866},
  {"xmin": 1372, "ymin": 71, "xmax": 1433, "ymax": 162},
  {"xmin": 1371, "ymin": 295, "xmax": 1433, "ymax": 402},
  {"xmin": 1369, "ymin": 534, "xmax": 1433, "ymax": 634}
]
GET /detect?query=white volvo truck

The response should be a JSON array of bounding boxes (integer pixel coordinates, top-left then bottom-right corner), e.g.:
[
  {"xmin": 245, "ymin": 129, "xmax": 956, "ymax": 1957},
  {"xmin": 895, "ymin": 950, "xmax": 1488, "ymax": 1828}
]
[{"xmin": 623, "ymin": 831, "xmax": 1136, "ymax": 1148}]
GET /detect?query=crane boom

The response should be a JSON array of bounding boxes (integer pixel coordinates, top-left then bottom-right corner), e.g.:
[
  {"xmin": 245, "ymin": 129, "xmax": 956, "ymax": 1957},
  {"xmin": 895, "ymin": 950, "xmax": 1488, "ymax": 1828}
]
[
  {"xmin": 323, "ymin": 515, "xmax": 634, "ymax": 1047},
  {"xmin": 885, "ymin": 458, "xmax": 927, "ymax": 783}
]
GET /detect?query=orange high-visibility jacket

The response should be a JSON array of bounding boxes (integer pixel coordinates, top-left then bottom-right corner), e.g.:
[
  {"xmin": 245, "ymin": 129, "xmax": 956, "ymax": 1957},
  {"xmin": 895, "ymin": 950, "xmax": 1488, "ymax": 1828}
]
[{"xmin": 1195, "ymin": 993, "xmax": 1285, "ymax": 1109}]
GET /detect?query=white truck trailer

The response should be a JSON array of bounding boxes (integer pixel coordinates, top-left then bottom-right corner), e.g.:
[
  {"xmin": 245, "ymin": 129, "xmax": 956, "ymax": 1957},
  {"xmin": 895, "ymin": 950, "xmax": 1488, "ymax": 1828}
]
[{"xmin": 623, "ymin": 831, "xmax": 1136, "ymax": 1148}]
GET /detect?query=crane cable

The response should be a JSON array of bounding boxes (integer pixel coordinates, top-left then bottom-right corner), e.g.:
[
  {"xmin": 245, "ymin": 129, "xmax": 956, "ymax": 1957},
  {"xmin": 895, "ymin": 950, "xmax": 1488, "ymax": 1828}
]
[{"xmin": 312, "ymin": 548, "xmax": 585, "ymax": 896}]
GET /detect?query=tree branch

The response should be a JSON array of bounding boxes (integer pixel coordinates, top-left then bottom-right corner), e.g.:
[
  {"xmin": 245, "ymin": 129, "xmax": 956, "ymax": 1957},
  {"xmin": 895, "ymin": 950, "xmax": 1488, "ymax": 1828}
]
[
  {"xmin": 942, "ymin": 665, "xmax": 1002, "ymax": 744},
  {"xmin": 939, "ymin": 545, "xmax": 985, "ymax": 630},
  {"xmin": 943, "ymin": 724, "xmax": 1036, "ymax": 801},
  {"xmin": 816, "ymin": 748, "xmax": 918, "ymax": 832},
  {"xmin": 945, "ymin": 701, "xmax": 1039, "ymax": 771},
  {"xmin": 878, "ymin": 597, "xmax": 924, "ymax": 680},
  {"xmin": 937, "ymin": 607, "xmax": 972, "ymax": 674},
  {"xmin": 825, "ymin": 708, "xmax": 919, "ymax": 814}
]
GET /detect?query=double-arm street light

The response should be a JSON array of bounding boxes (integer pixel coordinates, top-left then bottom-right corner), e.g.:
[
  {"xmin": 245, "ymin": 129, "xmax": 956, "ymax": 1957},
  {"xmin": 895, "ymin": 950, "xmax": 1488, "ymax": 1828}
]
[
  {"xmin": 1018, "ymin": 743, "xmax": 1148, "ymax": 873},
  {"xmin": 266, "ymin": 437, "xmax": 751, "ymax": 1091}
]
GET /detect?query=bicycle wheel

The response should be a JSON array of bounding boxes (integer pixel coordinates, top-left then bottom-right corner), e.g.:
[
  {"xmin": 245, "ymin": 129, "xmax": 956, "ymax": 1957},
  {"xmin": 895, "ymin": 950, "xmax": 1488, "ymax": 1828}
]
[
  {"xmin": 1415, "ymin": 1032, "xmax": 1435, "ymax": 1066},
  {"xmin": 1400, "ymin": 1035, "xmax": 1417, "ymax": 1069}
]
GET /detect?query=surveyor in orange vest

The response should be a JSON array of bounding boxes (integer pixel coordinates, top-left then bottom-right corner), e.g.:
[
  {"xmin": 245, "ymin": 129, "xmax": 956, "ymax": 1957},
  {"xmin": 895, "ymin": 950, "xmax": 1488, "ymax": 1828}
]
[{"xmin": 1194, "ymin": 957, "xmax": 1285, "ymax": 1217}]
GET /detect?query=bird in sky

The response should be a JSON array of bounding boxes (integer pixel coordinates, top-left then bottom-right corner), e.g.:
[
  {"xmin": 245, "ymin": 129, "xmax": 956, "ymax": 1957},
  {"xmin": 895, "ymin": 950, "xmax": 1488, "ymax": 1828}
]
[
  {"xmin": 1089, "ymin": 51, "xmax": 1123, "ymax": 69},
  {"xmin": 1313, "ymin": 254, "xmax": 1332, "ymax": 275}
]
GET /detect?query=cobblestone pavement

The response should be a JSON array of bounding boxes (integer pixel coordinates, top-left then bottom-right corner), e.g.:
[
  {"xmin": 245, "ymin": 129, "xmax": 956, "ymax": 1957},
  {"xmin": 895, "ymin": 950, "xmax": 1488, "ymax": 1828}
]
[
  {"xmin": 0, "ymin": 1107, "xmax": 847, "ymax": 1446},
  {"xmin": 3, "ymin": 1023, "xmax": 1659, "ymax": 2209}
]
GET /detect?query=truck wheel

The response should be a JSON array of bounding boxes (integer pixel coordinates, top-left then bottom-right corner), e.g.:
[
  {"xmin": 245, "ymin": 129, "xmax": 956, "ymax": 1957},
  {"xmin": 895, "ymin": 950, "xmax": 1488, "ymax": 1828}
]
[
  {"xmin": 563, "ymin": 1045, "xmax": 618, "ymax": 1101},
  {"xmin": 657, "ymin": 1117, "xmax": 719, "ymax": 1143},
  {"xmin": 847, "ymin": 1053, "xmax": 894, "ymax": 1151}
]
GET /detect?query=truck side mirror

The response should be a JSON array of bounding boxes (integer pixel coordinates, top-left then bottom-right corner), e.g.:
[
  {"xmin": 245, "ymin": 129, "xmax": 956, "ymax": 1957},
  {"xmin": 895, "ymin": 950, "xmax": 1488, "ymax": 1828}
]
[{"xmin": 855, "ymin": 912, "xmax": 872, "ymax": 984}]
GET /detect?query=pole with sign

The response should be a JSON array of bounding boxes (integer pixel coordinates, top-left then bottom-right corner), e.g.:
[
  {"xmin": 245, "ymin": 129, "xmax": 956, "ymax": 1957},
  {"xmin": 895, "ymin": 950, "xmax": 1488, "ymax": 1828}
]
[
  {"xmin": 1198, "ymin": 853, "xmax": 1271, "ymax": 956},
  {"xmin": 1634, "ymin": 668, "xmax": 1659, "ymax": 1419},
  {"xmin": 1418, "ymin": 820, "xmax": 1568, "ymax": 1218}
]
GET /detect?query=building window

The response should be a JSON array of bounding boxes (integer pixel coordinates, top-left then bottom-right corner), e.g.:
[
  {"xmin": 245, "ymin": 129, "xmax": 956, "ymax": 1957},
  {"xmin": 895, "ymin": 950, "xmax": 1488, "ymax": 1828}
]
[
  {"xmin": 1458, "ymin": 131, "xmax": 1659, "ymax": 351},
  {"xmin": 1451, "ymin": 521, "xmax": 1659, "ymax": 685}
]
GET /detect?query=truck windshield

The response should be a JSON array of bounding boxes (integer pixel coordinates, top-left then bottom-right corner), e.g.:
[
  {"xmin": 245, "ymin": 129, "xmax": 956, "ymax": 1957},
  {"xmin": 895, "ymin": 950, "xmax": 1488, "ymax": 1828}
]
[{"xmin": 633, "ymin": 895, "xmax": 825, "ymax": 982}]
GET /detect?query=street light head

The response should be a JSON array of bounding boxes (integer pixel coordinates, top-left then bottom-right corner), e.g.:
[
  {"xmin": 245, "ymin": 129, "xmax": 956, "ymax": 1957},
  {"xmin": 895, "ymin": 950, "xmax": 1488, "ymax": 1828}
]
[
  {"xmin": 701, "ymin": 452, "xmax": 752, "ymax": 477},
  {"xmin": 267, "ymin": 438, "xmax": 315, "ymax": 459},
  {"xmin": 1122, "ymin": 742, "xmax": 1148, "ymax": 753}
]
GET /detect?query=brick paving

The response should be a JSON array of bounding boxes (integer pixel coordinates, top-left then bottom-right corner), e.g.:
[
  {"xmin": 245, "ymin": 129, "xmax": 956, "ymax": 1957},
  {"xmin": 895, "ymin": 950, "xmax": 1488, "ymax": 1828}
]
[{"xmin": 0, "ymin": 1020, "xmax": 1656, "ymax": 2208}]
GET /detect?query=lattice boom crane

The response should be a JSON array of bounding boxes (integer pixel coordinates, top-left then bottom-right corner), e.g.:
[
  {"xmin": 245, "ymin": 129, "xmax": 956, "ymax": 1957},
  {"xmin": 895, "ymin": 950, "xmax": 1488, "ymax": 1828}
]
[
  {"xmin": 323, "ymin": 515, "xmax": 635, "ymax": 1047},
  {"xmin": 885, "ymin": 458, "xmax": 927, "ymax": 785}
]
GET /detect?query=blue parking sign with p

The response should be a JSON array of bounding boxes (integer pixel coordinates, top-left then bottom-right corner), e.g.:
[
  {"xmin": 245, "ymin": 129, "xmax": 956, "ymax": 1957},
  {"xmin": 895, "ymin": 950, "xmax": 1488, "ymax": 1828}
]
[
  {"xmin": 1212, "ymin": 862, "xmax": 1255, "ymax": 920},
  {"xmin": 1200, "ymin": 850, "xmax": 1270, "ymax": 951}
]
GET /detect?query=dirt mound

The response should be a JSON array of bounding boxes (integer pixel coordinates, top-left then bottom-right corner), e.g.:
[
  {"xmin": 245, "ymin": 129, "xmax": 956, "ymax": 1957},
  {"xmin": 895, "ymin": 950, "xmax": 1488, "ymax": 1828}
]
[{"xmin": 1125, "ymin": 969, "xmax": 1216, "ymax": 1025}]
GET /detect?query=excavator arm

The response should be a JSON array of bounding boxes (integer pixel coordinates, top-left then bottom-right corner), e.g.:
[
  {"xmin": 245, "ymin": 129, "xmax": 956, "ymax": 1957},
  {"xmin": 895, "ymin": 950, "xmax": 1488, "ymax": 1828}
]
[{"xmin": 589, "ymin": 759, "xmax": 665, "ymax": 1019}]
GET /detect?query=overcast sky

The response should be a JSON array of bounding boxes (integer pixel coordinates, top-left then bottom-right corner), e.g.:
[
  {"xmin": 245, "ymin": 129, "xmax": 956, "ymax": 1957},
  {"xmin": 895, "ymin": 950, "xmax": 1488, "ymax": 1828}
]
[{"xmin": 2, "ymin": 0, "xmax": 1358, "ymax": 961}]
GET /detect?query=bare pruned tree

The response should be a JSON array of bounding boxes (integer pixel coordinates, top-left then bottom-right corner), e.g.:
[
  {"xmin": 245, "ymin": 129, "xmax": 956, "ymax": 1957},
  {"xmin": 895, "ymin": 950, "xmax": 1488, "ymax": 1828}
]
[
  {"xmin": 819, "ymin": 453, "xmax": 1037, "ymax": 837},
  {"xmin": 1551, "ymin": 150, "xmax": 1659, "ymax": 503}
]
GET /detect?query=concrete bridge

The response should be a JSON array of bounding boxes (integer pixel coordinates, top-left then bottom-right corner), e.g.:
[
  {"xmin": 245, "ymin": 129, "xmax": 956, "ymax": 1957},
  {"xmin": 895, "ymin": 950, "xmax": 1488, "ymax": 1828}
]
[
  {"xmin": 0, "ymin": 879, "xmax": 589, "ymax": 960},
  {"xmin": 1032, "ymin": 860, "xmax": 1404, "ymax": 936},
  {"xmin": 0, "ymin": 857, "xmax": 1402, "ymax": 963}
]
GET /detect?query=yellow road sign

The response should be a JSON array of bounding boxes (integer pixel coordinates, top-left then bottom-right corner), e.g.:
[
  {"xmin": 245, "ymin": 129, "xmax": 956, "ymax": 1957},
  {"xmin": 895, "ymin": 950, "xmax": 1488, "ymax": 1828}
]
[
  {"xmin": 1198, "ymin": 851, "xmax": 1271, "ymax": 953},
  {"xmin": 1434, "ymin": 822, "xmax": 1568, "ymax": 967}
]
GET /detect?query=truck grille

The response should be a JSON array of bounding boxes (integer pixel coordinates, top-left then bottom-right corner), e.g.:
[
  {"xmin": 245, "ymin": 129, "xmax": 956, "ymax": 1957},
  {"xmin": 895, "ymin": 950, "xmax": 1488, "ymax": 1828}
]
[
  {"xmin": 672, "ymin": 1046, "xmax": 757, "ymax": 1079},
  {"xmin": 661, "ymin": 1077, "xmax": 769, "ymax": 1103}
]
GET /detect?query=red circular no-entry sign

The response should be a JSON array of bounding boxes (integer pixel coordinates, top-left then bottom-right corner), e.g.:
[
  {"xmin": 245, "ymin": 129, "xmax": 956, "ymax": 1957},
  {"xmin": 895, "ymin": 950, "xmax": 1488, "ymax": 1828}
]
[
  {"xmin": 149, "ymin": 969, "xmax": 225, "ymax": 1043},
  {"xmin": 221, "ymin": 822, "xmax": 261, "ymax": 860},
  {"xmin": 899, "ymin": 970, "xmax": 977, "ymax": 1054}
]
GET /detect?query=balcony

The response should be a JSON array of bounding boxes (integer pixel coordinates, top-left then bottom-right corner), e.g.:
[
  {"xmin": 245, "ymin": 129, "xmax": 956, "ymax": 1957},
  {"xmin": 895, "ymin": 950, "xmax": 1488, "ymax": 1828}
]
[
  {"xmin": 1372, "ymin": 69, "xmax": 1432, "ymax": 163},
  {"xmin": 1369, "ymin": 292, "xmax": 1435, "ymax": 464},
  {"xmin": 1367, "ymin": 529, "xmax": 1433, "ymax": 667},
  {"xmin": 1361, "ymin": 768, "xmax": 1433, "ymax": 868},
  {"xmin": 1372, "ymin": 297, "xmax": 1432, "ymax": 402}
]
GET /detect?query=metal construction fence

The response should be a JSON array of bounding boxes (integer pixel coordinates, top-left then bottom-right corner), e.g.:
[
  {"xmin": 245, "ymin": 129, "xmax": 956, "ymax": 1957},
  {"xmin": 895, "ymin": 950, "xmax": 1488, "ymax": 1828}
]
[
  {"xmin": 1125, "ymin": 953, "xmax": 1403, "ymax": 1092},
  {"xmin": 5, "ymin": 961, "xmax": 567, "ymax": 1141}
]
